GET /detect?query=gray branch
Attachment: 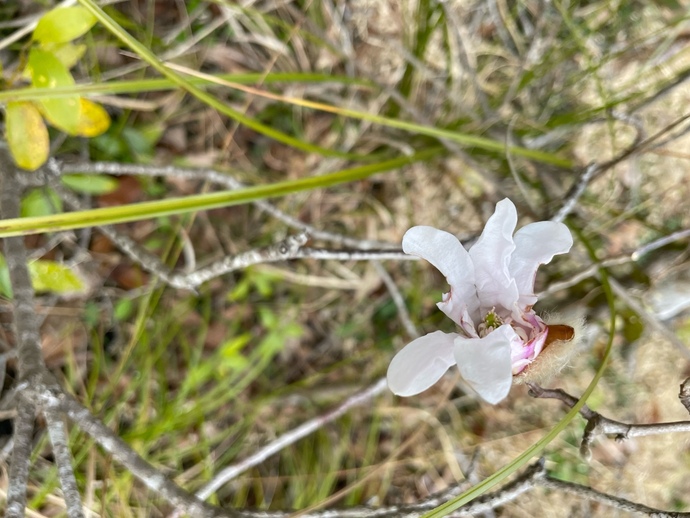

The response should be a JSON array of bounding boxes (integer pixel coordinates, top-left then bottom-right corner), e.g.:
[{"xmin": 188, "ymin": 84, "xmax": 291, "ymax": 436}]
[
  {"xmin": 1, "ymin": 151, "xmax": 45, "ymax": 518},
  {"xmin": 537, "ymin": 475, "xmax": 690, "ymax": 517},
  {"xmin": 38, "ymin": 385, "xmax": 227, "ymax": 518},
  {"xmin": 0, "ymin": 166, "xmax": 45, "ymax": 377},
  {"xmin": 44, "ymin": 407, "xmax": 85, "ymax": 518},
  {"xmin": 6, "ymin": 401, "xmax": 35, "ymax": 518},
  {"xmin": 196, "ymin": 378, "xmax": 389, "ymax": 501},
  {"xmin": 528, "ymin": 384, "xmax": 690, "ymax": 460}
]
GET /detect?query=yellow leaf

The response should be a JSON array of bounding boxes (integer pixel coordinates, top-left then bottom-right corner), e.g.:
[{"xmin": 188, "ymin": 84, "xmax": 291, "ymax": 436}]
[
  {"xmin": 76, "ymin": 98, "xmax": 110, "ymax": 137},
  {"xmin": 29, "ymin": 259, "xmax": 86, "ymax": 294},
  {"xmin": 5, "ymin": 102, "xmax": 50, "ymax": 171}
]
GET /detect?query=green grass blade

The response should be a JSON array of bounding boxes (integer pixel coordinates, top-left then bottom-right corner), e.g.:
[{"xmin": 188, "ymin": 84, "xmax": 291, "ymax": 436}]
[
  {"xmin": 0, "ymin": 148, "xmax": 441, "ymax": 237},
  {"xmin": 75, "ymin": 0, "xmax": 365, "ymax": 160},
  {"xmin": 167, "ymin": 68, "xmax": 574, "ymax": 168},
  {"xmin": 0, "ymin": 73, "xmax": 373, "ymax": 102}
]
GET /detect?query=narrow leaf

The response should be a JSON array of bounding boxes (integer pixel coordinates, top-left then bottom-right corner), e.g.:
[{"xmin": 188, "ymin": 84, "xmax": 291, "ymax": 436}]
[
  {"xmin": 28, "ymin": 48, "xmax": 80, "ymax": 134},
  {"xmin": 33, "ymin": 6, "xmax": 97, "ymax": 44},
  {"xmin": 5, "ymin": 101, "xmax": 50, "ymax": 171}
]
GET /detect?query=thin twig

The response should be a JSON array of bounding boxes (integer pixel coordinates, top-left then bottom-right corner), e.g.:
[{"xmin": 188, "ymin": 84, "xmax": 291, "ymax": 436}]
[
  {"xmin": 44, "ymin": 408, "xmax": 85, "ymax": 518},
  {"xmin": 373, "ymin": 261, "xmax": 419, "ymax": 339},
  {"xmin": 537, "ymin": 475, "xmax": 690, "ymax": 517},
  {"xmin": 529, "ymin": 385, "xmax": 690, "ymax": 460},
  {"xmin": 632, "ymin": 228, "xmax": 690, "ymax": 260},
  {"xmin": 195, "ymin": 378, "xmax": 388, "ymax": 501},
  {"xmin": 552, "ymin": 112, "xmax": 690, "ymax": 224},
  {"xmin": 38, "ymin": 386, "xmax": 226, "ymax": 518},
  {"xmin": 551, "ymin": 163, "xmax": 599, "ymax": 223}
]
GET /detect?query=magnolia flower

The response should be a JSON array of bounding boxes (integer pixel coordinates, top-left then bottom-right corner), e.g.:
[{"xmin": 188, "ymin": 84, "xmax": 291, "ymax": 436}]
[{"xmin": 387, "ymin": 199, "xmax": 573, "ymax": 404}]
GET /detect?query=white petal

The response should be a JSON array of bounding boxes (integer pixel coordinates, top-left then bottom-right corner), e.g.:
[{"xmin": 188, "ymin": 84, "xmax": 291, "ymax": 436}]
[
  {"xmin": 468, "ymin": 199, "xmax": 519, "ymax": 313},
  {"xmin": 387, "ymin": 331, "xmax": 459, "ymax": 396},
  {"xmin": 510, "ymin": 221, "xmax": 573, "ymax": 307},
  {"xmin": 454, "ymin": 325, "xmax": 516, "ymax": 404},
  {"xmin": 403, "ymin": 226, "xmax": 479, "ymax": 324}
]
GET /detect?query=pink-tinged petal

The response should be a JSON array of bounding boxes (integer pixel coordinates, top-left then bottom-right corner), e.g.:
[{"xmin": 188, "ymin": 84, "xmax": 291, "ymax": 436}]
[
  {"xmin": 387, "ymin": 331, "xmax": 459, "ymax": 397},
  {"xmin": 509, "ymin": 316, "xmax": 548, "ymax": 374},
  {"xmin": 510, "ymin": 221, "xmax": 573, "ymax": 307},
  {"xmin": 453, "ymin": 324, "xmax": 517, "ymax": 404},
  {"xmin": 468, "ymin": 199, "xmax": 519, "ymax": 313},
  {"xmin": 403, "ymin": 226, "xmax": 480, "ymax": 324}
]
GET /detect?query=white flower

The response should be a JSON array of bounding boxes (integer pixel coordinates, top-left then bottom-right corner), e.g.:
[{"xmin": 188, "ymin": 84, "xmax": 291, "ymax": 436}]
[{"xmin": 387, "ymin": 199, "xmax": 573, "ymax": 404}]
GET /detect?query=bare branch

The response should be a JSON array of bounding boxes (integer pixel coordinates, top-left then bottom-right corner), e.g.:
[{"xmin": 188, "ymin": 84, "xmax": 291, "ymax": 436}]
[
  {"xmin": 632, "ymin": 228, "xmax": 690, "ymax": 261},
  {"xmin": 44, "ymin": 408, "xmax": 85, "ymax": 518},
  {"xmin": 0, "ymin": 166, "xmax": 45, "ymax": 377},
  {"xmin": 171, "ymin": 232, "xmax": 308, "ymax": 288},
  {"xmin": 0, "ymin": 0, "xmax": 78, "ymax": 52},
  {"xmin": 551, "ymin": 163, "xmax": 599, "ymax": 224},
  {"xmin": 6, "ymin": 401, "xmax": 35, "ymax": 518},
  {"xmin": 292, "ymin": 248, "xmax": 410, "ymax": 262},
  {"xmin": 536, "ymin": 255, "xmax": 631, "ymax": 299},
  {"xmin": 537, "ymin": 475, "xmax": 690, "ymax": 517},
  {"xmin": 196, "ymin": 378, "xmax": 388, "ymax": 501},
  {"xmin": 40, "ymin": 388, "xmax": 225, "ymax": 517},
  {"xmin": 0, "ymin": 151, "xmax": 46, "ymax": 518},
  {"xmin": 551, "ymin": 112, "xmax": 690, "ymax": 224},
  {"xmin": 529, "ymin": 384, "xmax": 690, "ymax": 460}
]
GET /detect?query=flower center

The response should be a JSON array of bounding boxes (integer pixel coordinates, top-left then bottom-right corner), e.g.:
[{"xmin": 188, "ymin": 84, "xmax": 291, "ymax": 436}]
[{"xmin": 477, "ymin": 308, "xmax": 504, "ymax": 338}]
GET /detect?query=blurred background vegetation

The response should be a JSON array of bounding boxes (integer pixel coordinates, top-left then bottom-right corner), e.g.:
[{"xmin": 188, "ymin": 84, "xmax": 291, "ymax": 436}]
[{"xmin": 2, "ymin": 0, "xmax": 690, "ymax": 516}]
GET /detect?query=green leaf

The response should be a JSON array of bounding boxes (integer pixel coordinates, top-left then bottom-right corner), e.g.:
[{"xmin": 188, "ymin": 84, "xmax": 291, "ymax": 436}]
[
  {"xmin": 0, "ymin": 255, "xmax": 11, "ymax": 298},
  {"xmin": 28, "ymin": 259, "xmax": 86, "ymax": 294},
  {"xmin": 28, "ymin": 48, "xmax": 80, "ymax": 134},
  {"xmin": 114, "ymin": 299, "xmax": 134, "ymax": 321},
  {"xmin": 61, "ymin": 174, "xmax": 118, "ymax": 194},
  {"xmin": 21, "ymin": 188, "xmax": 63, "ymax": 218},
  {"xmin": 0, "ymin": 254, "xmax": 86, "ymax": 296},
  {"xmin": 44, "ymin": 42, "xmax": 87, "ymax": 69},
  {"xmin": 621, "ymin": 309, "xmax": 644, "ymax": 343},
  {"xmin": 5, "ymin": 101, "xmax": 50, "ymax": 171},
  {"xmin": 33, "ymin": 6, "xmax": 97, "ymax": 44}
]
